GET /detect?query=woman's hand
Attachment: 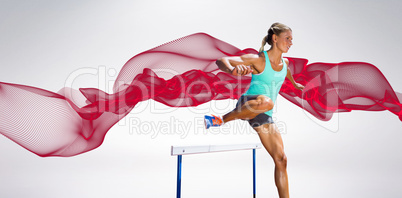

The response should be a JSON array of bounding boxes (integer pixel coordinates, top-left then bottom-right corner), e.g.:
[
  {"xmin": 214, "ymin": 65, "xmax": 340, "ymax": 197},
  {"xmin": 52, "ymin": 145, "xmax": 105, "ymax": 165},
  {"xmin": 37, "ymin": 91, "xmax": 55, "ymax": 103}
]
[
  {"xmin": 294, "ymin": 82, "xmax": 305, "ymax": 91},
  {"xmin": 231, "ymin": 65, "xmax": 253, "ymax": 76}
]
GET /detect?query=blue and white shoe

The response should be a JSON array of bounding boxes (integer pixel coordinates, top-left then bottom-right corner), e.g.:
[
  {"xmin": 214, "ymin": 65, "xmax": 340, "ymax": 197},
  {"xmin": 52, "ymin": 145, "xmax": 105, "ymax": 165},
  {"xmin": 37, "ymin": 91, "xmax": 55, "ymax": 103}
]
[{"xmin": 204, "ymin": 115, "xmax": 223, "ymax": 129}]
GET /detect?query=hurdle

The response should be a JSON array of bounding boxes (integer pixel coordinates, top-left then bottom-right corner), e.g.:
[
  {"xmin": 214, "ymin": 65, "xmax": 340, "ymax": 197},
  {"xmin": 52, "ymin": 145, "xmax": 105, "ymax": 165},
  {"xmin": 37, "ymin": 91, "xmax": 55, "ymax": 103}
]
[{"xmin": 171, "ymin": 143, "xmax": 263, "ymax": 198}]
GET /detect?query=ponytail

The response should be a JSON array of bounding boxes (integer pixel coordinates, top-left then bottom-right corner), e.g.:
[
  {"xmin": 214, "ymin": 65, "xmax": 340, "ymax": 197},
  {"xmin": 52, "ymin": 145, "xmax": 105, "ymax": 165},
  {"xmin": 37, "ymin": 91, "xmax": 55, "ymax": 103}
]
[{"xmin": 259, "ymin": 35, "xmax": 268, "ymax": 53}]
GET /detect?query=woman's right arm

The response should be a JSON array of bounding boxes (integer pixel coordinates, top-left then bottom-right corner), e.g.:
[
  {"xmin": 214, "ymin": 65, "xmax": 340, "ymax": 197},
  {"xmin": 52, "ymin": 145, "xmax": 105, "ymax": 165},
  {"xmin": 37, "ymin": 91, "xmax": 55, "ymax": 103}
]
[{"xmin": 215, "ymin": 54, "xmax": 256, "ymax": 76}]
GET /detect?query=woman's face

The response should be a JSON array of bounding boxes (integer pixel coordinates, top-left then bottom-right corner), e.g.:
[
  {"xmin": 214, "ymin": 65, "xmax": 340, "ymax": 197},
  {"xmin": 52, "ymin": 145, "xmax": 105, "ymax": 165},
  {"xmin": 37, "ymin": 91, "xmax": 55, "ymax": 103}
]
[{"xmin": 274, "ymin": 30, "xmax": 293, "ymax": 53}]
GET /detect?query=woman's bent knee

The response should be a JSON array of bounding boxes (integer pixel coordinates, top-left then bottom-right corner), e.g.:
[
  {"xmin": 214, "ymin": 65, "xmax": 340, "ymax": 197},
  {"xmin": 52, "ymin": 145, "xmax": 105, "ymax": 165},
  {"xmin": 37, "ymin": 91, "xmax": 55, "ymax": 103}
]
[{"xmin": 257, "ymin": 96, "xmax": 274, "ymax": 112}]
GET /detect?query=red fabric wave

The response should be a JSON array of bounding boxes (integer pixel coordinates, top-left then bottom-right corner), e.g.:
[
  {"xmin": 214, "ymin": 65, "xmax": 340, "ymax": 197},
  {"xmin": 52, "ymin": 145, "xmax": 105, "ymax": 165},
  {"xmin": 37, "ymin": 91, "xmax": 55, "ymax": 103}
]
[{"xmin": 0, "ymin": 33, "xmax": 401, "ymax": 157}]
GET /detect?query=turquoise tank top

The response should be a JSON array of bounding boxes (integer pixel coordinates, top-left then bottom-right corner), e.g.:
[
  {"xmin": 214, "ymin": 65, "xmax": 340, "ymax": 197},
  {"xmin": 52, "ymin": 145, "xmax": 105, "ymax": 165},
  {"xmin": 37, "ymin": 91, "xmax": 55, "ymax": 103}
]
[{"xmin": 244, "ymin": 51, "xmax": 287, "ymax": 116}]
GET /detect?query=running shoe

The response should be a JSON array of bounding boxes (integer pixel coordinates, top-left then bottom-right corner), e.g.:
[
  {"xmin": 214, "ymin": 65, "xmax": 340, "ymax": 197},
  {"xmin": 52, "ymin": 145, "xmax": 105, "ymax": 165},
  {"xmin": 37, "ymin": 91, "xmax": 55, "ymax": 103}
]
[{"xmin": 204, "ymin": 115, "xmax": 223, "ymax": 129}]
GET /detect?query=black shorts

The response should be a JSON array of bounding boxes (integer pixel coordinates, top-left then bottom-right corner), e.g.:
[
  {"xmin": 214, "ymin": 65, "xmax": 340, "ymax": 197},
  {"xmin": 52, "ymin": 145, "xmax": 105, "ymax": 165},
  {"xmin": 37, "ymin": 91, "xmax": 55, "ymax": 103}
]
[{"xmin": 235, "ymin": 95, "xmax": 274, "ymax": 128}]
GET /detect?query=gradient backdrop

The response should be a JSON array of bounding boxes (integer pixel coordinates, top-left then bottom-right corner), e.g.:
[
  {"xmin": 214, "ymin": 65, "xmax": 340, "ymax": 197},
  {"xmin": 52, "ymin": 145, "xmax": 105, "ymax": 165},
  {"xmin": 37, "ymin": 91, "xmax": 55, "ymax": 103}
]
[{"xmin": 0, "ymin": 0, "xmax": 401, "ymax": 197}]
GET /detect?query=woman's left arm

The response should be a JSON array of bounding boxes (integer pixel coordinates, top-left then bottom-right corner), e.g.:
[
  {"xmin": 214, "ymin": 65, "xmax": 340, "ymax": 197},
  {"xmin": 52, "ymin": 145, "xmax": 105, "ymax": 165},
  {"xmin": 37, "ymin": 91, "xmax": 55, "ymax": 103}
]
[{"xmin": 285, "ymin": 59, "xmax": 305, "ymax": 91}]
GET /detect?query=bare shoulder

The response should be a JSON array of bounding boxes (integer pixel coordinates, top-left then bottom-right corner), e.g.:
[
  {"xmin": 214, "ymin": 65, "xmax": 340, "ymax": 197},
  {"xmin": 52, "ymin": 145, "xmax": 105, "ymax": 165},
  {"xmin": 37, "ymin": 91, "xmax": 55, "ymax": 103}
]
[
  {"xmin": 240, "ymin": 53, "xmax": 259, "ymax": 59},
  {"xmin": 284, "ymin": 57, "xmax": 290, "ymax": 66},
  {"xmin": 240, "ymin": 53, "xmax": 261, "ymax": 64},
  {"xmin": 242, "ymin": 53, "xmax": 265, "ymax": 74}
]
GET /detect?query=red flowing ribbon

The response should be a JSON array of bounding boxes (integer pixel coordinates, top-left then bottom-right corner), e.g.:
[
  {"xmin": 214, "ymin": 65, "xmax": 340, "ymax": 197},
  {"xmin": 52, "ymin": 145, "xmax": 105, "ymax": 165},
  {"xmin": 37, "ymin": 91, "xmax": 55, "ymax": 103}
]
[{"xmin": 0, "ymin": 33, "xmax": 401, "ymax": 157}]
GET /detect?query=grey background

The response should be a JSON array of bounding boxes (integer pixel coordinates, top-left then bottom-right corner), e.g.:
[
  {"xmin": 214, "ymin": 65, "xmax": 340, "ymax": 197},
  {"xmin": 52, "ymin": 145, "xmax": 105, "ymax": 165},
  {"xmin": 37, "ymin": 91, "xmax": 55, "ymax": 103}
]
[{"xmin": 0, "ymin": 0, "xmax": 401, "ymax": 197}]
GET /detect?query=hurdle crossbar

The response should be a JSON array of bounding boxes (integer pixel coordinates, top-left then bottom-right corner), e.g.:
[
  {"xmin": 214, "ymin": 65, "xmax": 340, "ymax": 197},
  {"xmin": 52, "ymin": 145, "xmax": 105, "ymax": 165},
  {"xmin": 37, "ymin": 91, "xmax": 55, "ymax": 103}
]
[{"xmin": 171, "ymin": 143, "xmax": 262, "ymax": 198}]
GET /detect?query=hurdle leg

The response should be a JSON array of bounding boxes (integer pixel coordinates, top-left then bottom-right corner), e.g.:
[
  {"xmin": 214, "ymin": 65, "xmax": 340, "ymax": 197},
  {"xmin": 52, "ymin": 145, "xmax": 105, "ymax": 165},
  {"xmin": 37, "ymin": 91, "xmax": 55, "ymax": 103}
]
[
  {"xmin": 177, "ymin": 155, "xmax": 182, "ymax": 198},
  {"xmin": 253, "ymin": 149, "xmax": 256, "ymax": 198}
]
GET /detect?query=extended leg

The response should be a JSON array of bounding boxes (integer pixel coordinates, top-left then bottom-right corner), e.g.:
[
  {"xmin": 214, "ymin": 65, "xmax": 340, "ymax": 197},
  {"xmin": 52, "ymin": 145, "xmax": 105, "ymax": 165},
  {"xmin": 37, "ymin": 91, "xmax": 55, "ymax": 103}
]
[
  {"xmin": 223, "ymin": 95, "xmax": 273, "ymax": 123},
  {"xmin": 254, "ymin": 123, "xmax": 289, "ymax": 198}
]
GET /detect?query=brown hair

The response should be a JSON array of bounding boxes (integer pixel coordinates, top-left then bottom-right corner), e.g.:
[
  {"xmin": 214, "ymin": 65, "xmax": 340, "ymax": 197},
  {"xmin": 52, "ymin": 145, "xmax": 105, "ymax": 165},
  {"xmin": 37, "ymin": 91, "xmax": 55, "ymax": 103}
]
[{"xmin": 259, "ymin": 22, "xmax": 292, "ymax": 52}]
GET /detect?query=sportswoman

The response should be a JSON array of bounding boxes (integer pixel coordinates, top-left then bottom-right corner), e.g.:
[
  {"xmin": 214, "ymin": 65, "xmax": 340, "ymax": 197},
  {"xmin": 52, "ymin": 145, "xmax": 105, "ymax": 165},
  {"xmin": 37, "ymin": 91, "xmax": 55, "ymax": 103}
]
[{"xmin": 204, "ymin": 22, "xmax": 304, "ymax": 198}]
